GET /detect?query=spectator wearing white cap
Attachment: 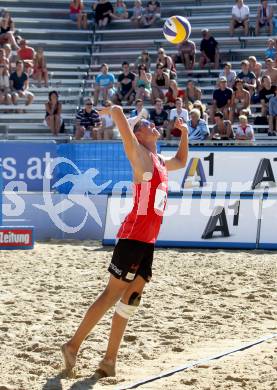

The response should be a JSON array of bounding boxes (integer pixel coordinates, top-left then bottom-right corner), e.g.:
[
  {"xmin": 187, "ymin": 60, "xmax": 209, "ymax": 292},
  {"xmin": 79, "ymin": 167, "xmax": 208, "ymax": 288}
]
[
  {"xmin": 199, "ymin": 29, "xmax": 219, "ymax": 70},
  {"xmin": 230, "ymin": 0, "xmax": 250, "ymax": 36},
  {"xmin": 211, "ymin": 76, "xmax": 233, "ymax": 123}
]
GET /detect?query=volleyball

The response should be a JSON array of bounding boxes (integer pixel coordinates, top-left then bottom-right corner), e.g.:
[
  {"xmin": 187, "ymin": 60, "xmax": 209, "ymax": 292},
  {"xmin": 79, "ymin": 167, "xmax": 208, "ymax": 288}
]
[{"xmin": 163, "ymin": 15, "xmax": 191, "ymax": 44}]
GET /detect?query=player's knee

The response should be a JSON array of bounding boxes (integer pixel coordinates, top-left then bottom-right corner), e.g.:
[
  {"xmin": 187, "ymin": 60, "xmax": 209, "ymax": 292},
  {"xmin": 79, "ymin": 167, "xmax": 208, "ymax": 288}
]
[{"xmin": 115, "ymin": 291, "xmax": 142, "ymax": 319}]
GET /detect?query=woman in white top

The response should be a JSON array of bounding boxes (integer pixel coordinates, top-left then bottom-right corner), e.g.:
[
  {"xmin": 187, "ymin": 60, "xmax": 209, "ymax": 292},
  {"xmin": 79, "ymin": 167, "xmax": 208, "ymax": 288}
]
[
  {"xmin": 167, "ymin": 97, "xmax": 189, "ymax": 139},
  {"xmin": 98, "ymin": 100, "xmax": 114, "ymax": 139},
  {"xmin": 230, "ymin": 0, "xmax": 250, "ymax": 36},
  {"xmin": 0, "ymin": 64, "xmax": 11, "ymax": 105},
  {"xmin": 235, "ymin": 115, "xmax": 255, "ymax": 141}
]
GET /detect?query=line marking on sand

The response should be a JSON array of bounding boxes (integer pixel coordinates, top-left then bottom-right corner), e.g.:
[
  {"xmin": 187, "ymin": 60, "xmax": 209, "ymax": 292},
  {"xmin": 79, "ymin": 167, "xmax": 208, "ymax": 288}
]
[{"xmin": 116, "ymin": 333, "xmax": 277, "ymax": 390}]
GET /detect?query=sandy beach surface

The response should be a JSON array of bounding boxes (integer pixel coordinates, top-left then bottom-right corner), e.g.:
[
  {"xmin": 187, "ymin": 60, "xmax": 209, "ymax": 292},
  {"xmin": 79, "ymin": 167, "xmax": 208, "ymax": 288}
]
[{"xmin": 0, "ymin": 241, "xmax": 276, "ymax": 390}]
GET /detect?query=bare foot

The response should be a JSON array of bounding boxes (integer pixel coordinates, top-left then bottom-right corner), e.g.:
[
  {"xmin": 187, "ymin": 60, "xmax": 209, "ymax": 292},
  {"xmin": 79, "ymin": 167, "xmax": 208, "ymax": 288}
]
[
  {"xmin": 95, "ymin": 359, "xmax": 116, "ymax": 378},
  {"xmin": 61, "ymin": 343, "xmax": 77, "ymax": 371}
]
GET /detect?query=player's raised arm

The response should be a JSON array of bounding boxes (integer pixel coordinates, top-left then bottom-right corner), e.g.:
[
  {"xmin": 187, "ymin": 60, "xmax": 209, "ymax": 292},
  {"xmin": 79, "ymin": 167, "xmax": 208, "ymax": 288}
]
[
  {"xmin": 98, "ymin": 105, "xmax": 139, "ymax": 161},
  {"xmin": 164, "ymin": 118, "xmax": 189, "ymax": 171}
]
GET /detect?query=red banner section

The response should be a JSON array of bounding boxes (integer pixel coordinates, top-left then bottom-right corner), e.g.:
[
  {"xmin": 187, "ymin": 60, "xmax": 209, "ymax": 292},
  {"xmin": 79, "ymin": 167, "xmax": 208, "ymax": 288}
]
[{"xmin": 0, "ymin": 227, "xmax": 34, "ymax": 249}]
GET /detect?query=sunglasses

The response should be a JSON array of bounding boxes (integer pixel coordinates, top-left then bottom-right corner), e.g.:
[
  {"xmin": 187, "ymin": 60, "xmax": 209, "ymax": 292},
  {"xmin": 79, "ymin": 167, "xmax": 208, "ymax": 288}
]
[{"xmin": 86, "ymin": 102, "xmax": 93, "ymax": 106}]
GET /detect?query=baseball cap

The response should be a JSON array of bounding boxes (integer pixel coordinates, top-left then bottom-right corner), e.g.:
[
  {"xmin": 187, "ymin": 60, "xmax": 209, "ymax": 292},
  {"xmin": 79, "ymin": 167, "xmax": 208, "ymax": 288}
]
[
  {"xmin": 201, "ymin": 28, "xmax": 209, "ymax": 33},
  {"xmin": 219, "ymin": 76, "xmax": 227, "ymax": 82},
  {"xmin": 128, "ymin": 110, "xmax": 144, "ymax": 130}
]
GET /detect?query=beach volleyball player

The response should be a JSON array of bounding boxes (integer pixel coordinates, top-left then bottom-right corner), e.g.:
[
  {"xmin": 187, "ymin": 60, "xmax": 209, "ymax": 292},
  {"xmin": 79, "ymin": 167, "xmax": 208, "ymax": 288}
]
[{"xmin": 61, "ymin": 105, "xmax": 188, "ymax": 377}]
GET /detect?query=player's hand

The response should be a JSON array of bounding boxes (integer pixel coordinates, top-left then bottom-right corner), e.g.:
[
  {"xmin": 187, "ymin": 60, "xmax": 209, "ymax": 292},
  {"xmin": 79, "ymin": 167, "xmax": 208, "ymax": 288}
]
[
  {"xmin": 174, "ymin": 118, "xmax": 188, "ymax": 134},
  {"xmin": 97, "ymin": 106, "xmax": 112, "ymax": 116}
]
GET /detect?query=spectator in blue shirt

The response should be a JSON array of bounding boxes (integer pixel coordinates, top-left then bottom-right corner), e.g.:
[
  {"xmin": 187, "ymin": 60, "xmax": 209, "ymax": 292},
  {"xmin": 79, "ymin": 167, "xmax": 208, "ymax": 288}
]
[
  {"xmin": 94, "ymin": 63, "xmax": 116, "ymax": 105},
  {"xmin": 268, "ymin": 86, "xmax": 277, "ymax": 135},
  {"xmin": 265, "ymin": 39, "xmax": 276, "ymax": 61},
  {"xmin": 187, "ymin": 108, "xmax": 210, "ymax": 141}
]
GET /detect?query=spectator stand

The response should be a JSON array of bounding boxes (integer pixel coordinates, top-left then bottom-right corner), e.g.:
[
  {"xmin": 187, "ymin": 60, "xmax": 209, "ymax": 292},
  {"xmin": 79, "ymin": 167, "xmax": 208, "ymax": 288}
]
[{"xmin": 0, "ymin": 0, "xmax": 98, "ymax": 140}]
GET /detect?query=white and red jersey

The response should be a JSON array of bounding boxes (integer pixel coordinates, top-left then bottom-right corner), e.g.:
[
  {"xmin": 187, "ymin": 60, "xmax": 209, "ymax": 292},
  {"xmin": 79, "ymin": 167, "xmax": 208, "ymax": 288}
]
[{"xmin": 117, "ymin": 153, "xmax": 168, "ymax": 244}]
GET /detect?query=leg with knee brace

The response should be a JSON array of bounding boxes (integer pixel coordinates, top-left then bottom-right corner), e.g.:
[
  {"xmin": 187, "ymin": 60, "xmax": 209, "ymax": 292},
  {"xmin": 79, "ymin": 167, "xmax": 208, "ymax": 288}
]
[{"xmin": 115, "ymin": 292, "xmax": 142, "ymax": 320}]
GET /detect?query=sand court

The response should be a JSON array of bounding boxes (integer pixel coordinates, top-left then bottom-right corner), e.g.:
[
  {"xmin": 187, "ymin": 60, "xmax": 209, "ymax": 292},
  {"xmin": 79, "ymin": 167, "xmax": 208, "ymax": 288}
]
[{"xmin": 0, "ymin": 241, "xmax": 276, "ymax": 390}]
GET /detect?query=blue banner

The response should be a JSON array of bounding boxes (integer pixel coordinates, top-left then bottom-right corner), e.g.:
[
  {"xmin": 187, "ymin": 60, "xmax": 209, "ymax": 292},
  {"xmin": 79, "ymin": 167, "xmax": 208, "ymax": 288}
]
[{"xmin": 0, "ymin": 141, "xmax": 57, "ymax": 191}]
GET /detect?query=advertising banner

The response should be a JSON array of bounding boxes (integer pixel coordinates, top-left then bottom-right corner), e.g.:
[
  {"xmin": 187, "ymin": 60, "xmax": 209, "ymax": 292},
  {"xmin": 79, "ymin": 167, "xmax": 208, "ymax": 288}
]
[
  {"xmin": 161, "ymin": 147, "xmax": 277, "ymax": 194},
  {"xmin": 0, "ymin": 141, "xmax": 57, "ymax": 192},
  {"xmin": 103, "ymin": 193, "xmax": 261, "ymax": 249}
]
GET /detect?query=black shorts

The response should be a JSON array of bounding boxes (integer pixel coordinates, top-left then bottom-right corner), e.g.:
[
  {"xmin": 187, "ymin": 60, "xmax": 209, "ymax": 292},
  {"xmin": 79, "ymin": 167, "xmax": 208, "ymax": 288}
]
[
  {"xmin": 175, "ymin": 54, "xmax": 194, "ymax": 63},
  {"xmin": 234, "ymin": 20, "xmax": 245, "ymax": 29},
  {"xmin": 108, "ymin": 239, "xmax": 154, "ymax": 283}
]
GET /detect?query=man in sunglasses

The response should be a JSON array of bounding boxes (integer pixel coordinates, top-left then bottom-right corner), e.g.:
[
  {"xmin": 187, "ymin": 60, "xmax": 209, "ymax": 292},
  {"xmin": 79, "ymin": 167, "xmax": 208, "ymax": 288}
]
[
  {"xmin": 62, "ymin": 105, "xmax": 188, "ymax": 378},
  {"xmin": 75, "ymin": 98, "xmax": 102, "ymax": 140}
]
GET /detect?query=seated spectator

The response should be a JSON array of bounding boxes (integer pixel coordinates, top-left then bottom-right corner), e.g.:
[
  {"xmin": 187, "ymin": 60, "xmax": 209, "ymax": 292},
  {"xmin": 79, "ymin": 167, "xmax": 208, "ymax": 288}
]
[
  {"xmin": 17, "ymin": 39, "xmax": 35, "ymax": 77},
  {"xmin": 0, "ymin": 48, "xmax": 9, "ymax": 71},
  {"xmin": 156, "ymin": 48, "xmax": 176, "ymax": 78},
  {"xmin": 219, "ymin": 62, "xmax": 237, "ymax": 89},
  {"xmin": 33, "ymin": 48, "xmax": 49, "ymax": 88},
  {"xmin": 168, "ymin": 97, "xmax": 189, "ymax": 139},
  {"xmin": 237, "ymin": 60, "xmax": 256, "ymax": 96},
  {"xmin": 268, "ymin": 86, "xmax": 277, "ymax": 135},
  {"xmin": 69, "ymin": 0, "xmax": 88, "ymax": 29},
  {"xmin": 135, "ymin": 64, "xmax": 152, "ymax": 101},
  {"xmin": 259, "ymin": 75, "xmax": 275, "ymax": 116},
  {"xmin": 113, "ymin": 61, "xmax": 135, "ymax": 105},
  {"xmin": 98, "ymin": 100, "xmax": 115, "ymax": 139},
  {"xmin": 149, "ymin": 98, "xmax": 168, "ymax": 138},
  {"xmin": 173, "ymin": 38, "xmax": 196, "ymax": 71},
  {"xmin": 0, "ymin": 9, "xmax": 19, "ymax": 50},
  {"xmin": 164, "ymin": 84, "xmax": 185, "ymax": 110},
  {"xmin": 94, "ymin": 0, "xmax": 113, "ymax": 28},
  {"xmin": 45, "ymin": 90, "xmax": 62, "ymax": 136},
  {"xmin": 193, "ymin": 100, "xmax": 209, "ymax": 123},
  {"xmin": 256, "ymin": 0, "xmax": 273, "ymax": 36},
  {"xmin": 3, "ymin": 44, "xmax": 14, "ymax": 72},
  {"xmin": 130, "ymin": 98, "xmax": 149, "ymax": 118},
  {"xmin": 141, "ymin": 1, "xmax": 159, "ymax": 27},
  {"xmin": 263, "ymin": 58, "xmax": 277, "ymax": 86},
  {"xmin": 248, "ymin": 56, "xmax": 262, "ymax": 81},
  {"xmin": 9, "ymin": 60, "xmax": 34, "ymax": 106},
  {"xmin": 235, "ymin": 114, "xmax": 255, "ymax": 141},
  {"xmin": 184, "ymin": 80, "xmax": 202, "ymax": 109},
  {"xmin": 187, "ymin": 108, "xmax": 210, "ymax": 141},
  {"xmin": 0, "ymin": 64, "xmax": 11, "ymax": 105},
  {"xmin": 147, "ymin": 1, "xmax": 160, "ymax": 15},
  {"xmin": 151, "ymin": 63, "xmax": 170, "ymax": 102},
  {"xmin": 230, "ymin": 78, "xmax": 250, "ymax": 122},
  {"xmin": 135, "ymin": 50, "xmax": 151, "ymax": 72},
  {"xmin": 209, "ymin": 111, "xmax": 234, "ymax": 140},
  {"xmin": 94, "ymin": 63, "xmax": 116, "ymax": 105},
  {"xmin": 110, "ymin": 0, "xmax": 128, "ymax": 20},
  {"xmin": 265, "ymin": 39, "xmax": 276, "ymax": 61},
  {"xmin": 130, "ymin": 0, "xmax": 144, "ymax": 26},
  {"xmin": 230, "ymin": 0, "xmax": 249, "ymax": 36},
  {"xmin": 199, "ymin": 28, "xmax": 219, "ymax": 70},
  {"xmin": 75, "ymin": 98, "xmax": 101, "ymax": 140},
  {"xmin": 211, "ymin": 77, "xmax": 233, "ymax": 122}
]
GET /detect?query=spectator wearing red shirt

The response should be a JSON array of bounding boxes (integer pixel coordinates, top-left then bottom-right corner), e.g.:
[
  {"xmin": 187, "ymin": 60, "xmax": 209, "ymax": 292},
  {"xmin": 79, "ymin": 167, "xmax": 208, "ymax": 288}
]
[
  {"xmin": 69, "ymin": 0, "xmax": 88, "ymax": 29},
  {"xmin": 17, "ymin": 39, "xmax": 35, "ymax": 76},
  {"xmin": 164, "ymin": 85, "xmax": 185, "ymax": 110}
]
